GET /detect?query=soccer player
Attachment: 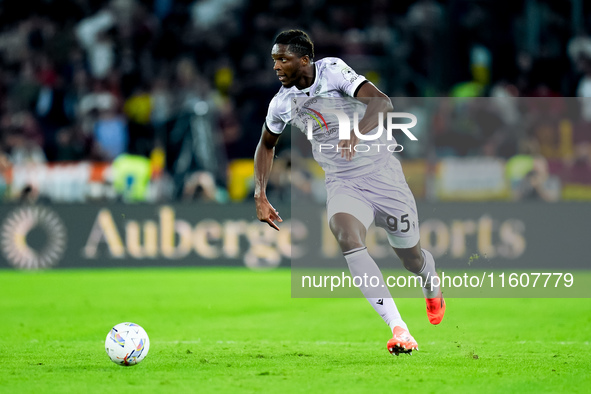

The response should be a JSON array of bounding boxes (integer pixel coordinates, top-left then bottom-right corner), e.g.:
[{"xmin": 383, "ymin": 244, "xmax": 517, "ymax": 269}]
[{"xmin": 254, "ymin": 30, "xmax": 445, "ymax": 356}]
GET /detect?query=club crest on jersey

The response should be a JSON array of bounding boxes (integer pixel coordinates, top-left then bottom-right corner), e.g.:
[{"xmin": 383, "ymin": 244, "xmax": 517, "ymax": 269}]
[
  {"xmin": 341, "ymin": 67, "xmax": 358, "ymax": 83},
  {"xmin": 303, "ymin": 107, "xmax": 330, "ymax": 134}
]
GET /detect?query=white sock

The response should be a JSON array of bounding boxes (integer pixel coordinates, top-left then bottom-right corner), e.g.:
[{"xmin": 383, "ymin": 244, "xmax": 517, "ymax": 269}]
[
  {"xmin": 344, "ymin": 247, "xmax": 407, "ymax": 332},
  {"xmin": 417, "ymin": 249, "xmax": 440, "ymax": 299}
]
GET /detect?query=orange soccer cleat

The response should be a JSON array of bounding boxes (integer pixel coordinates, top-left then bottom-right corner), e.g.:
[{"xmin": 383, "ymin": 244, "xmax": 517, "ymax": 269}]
[
  {"xmin": 387, "ymin": 326, "xmax": 418, "ymax": 356},
  {"xmin": 425, "ymin": 294, "xmax": 446, "ymax": 325}
]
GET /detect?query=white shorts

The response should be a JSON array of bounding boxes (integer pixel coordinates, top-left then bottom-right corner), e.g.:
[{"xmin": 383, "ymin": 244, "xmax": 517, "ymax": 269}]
[{"xmin": 326, "ymin": 156, "xmax": 420, "ymax": 249}]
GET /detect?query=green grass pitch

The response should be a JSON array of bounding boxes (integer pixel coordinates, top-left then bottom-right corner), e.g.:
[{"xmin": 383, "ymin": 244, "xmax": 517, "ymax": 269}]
[{"xmin": 0, "ymin": 268, "xmax": 590, "ymax": 393}]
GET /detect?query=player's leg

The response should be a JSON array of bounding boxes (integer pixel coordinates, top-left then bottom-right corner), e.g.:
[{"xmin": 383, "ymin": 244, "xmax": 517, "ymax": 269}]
[
  {"xmin": 392, "ymin": 240, "xmax": 440, "ymax": 299},
  {"xmin": 368, "ymin": 155, "xmax": 446, "ymax": 325},
  {"xmin": 392, "ymin": 241, "xmax": 446, "ymax": 325},
  {"xmin": 374, "ymin": 197, "xmax": 446, "ymax": 324},
  {"xmin": 328, "ymin": 195, "xmax": 417, "ymax": 355},
  {"xmin": 329, "ymin": 212, "xmax": 408, "ymax": 331}
]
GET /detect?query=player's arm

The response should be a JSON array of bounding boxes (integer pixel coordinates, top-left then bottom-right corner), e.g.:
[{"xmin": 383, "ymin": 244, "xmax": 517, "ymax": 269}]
[
  {"xmin": 339, "ymin": 81, "xmax": 393, "ymax": 160},
  {"xmin": 354, "ymin": 81, "xmax": 394, "ymax": 134},
  {"xmin": 254, "ymin": 123, "xmax": 283, "ymax": 231}
]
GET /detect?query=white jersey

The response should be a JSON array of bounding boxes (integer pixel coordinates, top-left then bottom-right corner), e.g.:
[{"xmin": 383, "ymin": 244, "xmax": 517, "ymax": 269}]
[{"xmin": 265, "ymin": 57, "xmax": 395, "ymax": 178}]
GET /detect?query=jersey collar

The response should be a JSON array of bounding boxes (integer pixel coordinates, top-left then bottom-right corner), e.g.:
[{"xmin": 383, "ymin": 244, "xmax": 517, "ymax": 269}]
[{"xmin": 295, "ymin": 62, "xmax": 317, "ymax": 95}]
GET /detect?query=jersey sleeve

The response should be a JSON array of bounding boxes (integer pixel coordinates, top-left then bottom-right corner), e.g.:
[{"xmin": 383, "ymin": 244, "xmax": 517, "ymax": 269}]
[
  {"xmin": 326, "ymin": 58, "xmax": 368, "ymax": 97},
  {"xmin": 265, "ymin": 94, "xmax": 290, "ymax": 135}
]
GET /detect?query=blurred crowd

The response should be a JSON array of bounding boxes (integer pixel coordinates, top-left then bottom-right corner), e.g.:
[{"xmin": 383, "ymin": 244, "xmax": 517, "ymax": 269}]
[{"xmin": 0, "ymin": 0, "xmax": 590, "ymax": 203}]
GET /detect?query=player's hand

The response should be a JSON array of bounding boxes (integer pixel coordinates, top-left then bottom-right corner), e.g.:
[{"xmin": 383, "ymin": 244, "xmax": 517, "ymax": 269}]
[
  {"xmin": 255, "ymin": 196, "xmax": 283, "ymax": 231},
  {"xmin": 338, "ymin": 131, "xmax": 359, "ymax": 161}
]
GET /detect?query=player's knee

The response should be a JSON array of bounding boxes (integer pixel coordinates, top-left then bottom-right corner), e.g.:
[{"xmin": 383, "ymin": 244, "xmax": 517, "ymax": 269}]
[
  {"xmin": 335, "ymin": 232, "xmax": 364, "ymax": 252},
  {"xmin": 329, "ymin": 217, "xmax": 366, "ymax": 252},
  {"xmin": 331, "ymin": 226, "xmax": 364, "ymax": 251}
]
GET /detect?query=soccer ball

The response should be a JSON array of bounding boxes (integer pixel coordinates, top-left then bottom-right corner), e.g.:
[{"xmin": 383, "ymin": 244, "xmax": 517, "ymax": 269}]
[{"xmin": 105, "ymin": 322, "xmax": 150, "ymax": 366}]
